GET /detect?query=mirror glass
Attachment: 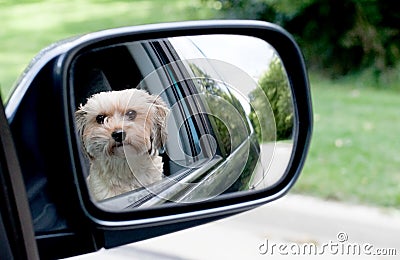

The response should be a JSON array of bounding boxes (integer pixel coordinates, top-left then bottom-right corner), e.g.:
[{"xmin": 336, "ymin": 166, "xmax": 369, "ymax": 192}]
[{"xmin": 71, "ymin": 34, "xmax": 295, "ymax": 211}]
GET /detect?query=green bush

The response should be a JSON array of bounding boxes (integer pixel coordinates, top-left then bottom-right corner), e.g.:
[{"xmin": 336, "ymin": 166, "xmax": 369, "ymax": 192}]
[{"xmin": 249, "ymin": 57, "xmax": 293, "ymax": 142}]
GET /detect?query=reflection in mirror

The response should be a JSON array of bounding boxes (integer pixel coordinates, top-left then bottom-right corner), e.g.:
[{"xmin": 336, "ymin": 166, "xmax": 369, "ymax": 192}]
[{"xmin": 70, "ymin": 34, "xmax": 295, "ymax": 211}]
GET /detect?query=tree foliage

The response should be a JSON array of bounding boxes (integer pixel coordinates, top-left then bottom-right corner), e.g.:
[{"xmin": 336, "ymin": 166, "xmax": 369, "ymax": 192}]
[
  {"xmin": 249, "ymin": 57, "xmax": 293, "ymax": 142},
  {"xmin": 204, "ymin": 0, "xmax": 400, "ymax": 79}
]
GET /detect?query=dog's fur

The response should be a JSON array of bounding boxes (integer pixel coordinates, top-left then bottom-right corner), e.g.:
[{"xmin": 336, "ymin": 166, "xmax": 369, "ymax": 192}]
[{"xmin": 75, "ymin": 89, "xmax": 169, "ymax": 201}]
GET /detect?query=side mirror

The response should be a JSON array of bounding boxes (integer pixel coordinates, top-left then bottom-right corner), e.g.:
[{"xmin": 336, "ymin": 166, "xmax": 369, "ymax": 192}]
[{"xmin": 6, "ymin": 20, "xmax": 312, "ymax": 259}]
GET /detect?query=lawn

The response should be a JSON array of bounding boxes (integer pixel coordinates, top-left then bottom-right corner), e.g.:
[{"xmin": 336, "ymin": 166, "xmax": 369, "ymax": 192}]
[
  {"xmin": 293, "ymin": 74, "xmax": 400, "ymax": 208},
  {"xmin": 0, "ymin": 0, "xmax": 215, "ymax": 99},
  {"xmin": 1, "ymin": 1, "xmax": 399, "ymax": 208}
]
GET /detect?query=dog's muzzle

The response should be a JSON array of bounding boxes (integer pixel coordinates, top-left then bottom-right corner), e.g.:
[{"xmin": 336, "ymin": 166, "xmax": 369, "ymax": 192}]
[{"xmin": 111, "ymin": 130, "xmax": 126, "ymax": 143}]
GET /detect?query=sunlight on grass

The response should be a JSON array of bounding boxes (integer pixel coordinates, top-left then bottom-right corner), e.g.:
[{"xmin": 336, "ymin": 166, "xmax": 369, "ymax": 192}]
[{"xmin": 0, "ymin": 0, "xmax": 215, "ymax": 98}]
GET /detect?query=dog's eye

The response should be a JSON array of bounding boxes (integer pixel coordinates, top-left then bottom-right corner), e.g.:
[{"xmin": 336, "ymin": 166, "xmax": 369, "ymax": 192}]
[
  {"xmin": 96, "ymin": 115, "xmax": 106, "ymax": 124},
  {"xmin": 126, "ymin": 110, "xmax": 137, "ymax": 120}
]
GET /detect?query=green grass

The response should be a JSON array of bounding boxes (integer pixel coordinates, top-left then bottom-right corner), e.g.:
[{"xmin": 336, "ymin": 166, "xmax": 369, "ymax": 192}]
[
  {"xmin": 0, "ymin": 0, "xmax": 215, "ymax": 99},
  {"xmin": 293, "ymin": 74, "xmax": 400, "ymax": 208}
]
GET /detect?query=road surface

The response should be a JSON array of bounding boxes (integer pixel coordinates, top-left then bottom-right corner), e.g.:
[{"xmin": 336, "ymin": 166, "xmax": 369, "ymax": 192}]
[{"xmin": 69, "ymin": 193, "xmax": 400, "ymax": 259}]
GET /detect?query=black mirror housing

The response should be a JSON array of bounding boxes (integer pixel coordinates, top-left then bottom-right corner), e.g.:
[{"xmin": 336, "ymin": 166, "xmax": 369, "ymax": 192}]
[{"xmin": 6, "ymin": 20, "xmax": 312, "ymax": 259}]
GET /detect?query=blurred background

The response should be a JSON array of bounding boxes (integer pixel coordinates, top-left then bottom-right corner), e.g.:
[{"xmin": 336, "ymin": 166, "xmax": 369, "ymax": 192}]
[{"xmin": 1, "ymin": 0, "xmax": 399, "ymax": 213}]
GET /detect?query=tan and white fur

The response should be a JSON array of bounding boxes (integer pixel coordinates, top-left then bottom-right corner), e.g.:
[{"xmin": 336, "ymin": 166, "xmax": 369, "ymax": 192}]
[{"xmin": 75, "ymin": 89, "xmax": 169, "ymax": 201}]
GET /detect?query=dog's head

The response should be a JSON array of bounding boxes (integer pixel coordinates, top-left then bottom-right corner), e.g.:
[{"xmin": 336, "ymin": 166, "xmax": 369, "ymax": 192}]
[{"xmin": 75, "ymin": 89, "xmax": 169, "ymax": 160}]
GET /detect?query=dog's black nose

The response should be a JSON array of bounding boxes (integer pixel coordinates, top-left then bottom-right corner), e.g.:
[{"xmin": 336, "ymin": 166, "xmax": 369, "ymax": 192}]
[{"xmin": 111, "ymin": 130, "xmax": 126, "ymax": 143}]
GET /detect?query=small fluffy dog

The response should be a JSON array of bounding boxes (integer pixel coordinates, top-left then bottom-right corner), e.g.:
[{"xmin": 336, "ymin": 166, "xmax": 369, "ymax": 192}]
[{"xmin": 75, "ymin": 89, "xmax": 169, "ymax": 201}]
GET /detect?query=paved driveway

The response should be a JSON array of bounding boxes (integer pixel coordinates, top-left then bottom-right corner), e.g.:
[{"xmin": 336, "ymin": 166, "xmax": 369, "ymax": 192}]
[{"xmin": 70, "ymin": 194, "xmax": 400, "ymax": 259}]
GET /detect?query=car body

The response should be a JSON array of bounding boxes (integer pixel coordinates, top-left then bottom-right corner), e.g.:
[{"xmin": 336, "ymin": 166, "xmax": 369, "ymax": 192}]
[{"xmin": 0, "ymin": 20, "xmax": 312, "ymax": 259}]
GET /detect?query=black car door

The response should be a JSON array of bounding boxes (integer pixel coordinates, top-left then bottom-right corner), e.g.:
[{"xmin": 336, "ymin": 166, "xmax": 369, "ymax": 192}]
[{"xmin": 0, "ymin": 100, "xmax": 39, "ymax": 260}]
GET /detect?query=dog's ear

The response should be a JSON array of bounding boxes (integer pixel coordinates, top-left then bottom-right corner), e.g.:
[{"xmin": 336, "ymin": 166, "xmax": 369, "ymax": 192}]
[
  {"xmin": 75, "ymin": 107, "xmax": 87, "ymax": 139},
  {"xmin": 75, "ymin": 107, "xmax": 93, "ymax": 160},
  {"xmin": 149, "ymin": 97, "xmax": 169, "ymax": 153}
]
